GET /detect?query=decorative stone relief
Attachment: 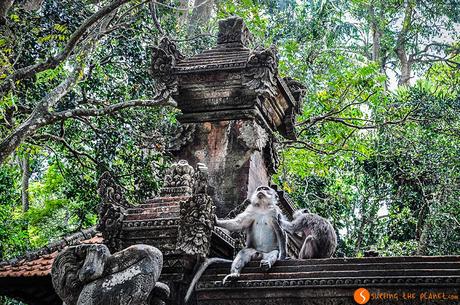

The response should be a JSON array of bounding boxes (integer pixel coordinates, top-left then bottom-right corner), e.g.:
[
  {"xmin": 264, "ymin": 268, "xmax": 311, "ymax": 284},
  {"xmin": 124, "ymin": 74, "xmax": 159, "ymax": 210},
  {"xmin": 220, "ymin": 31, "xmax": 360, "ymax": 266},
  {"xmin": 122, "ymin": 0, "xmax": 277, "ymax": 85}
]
[
  {"xmin": 216, "ymin": 16, "xmax": 252, "ymax": 46},
  {"xmin": 263, "ymin": 137, "xmax": 280, "ymax": 175},
  {"xmin": 238, "ymin": 120, "xmax": 269, "ymax": 151},
  {"xmin": 280, "ymin": 77, "xmax": 307, "ymax": 140},
  {"xmin": 151, "ymin": 37, "xmax": 183, "ymax": 103},
  {"xmin": 243, "ymin": 46, "xmax": 278, "ymax": 99},
  {"xmin": 167, "ymin": 123, "xmax": 196, "ymax": 153},
  {"xmin": 176, "ymin": 163, "xmax": 216, "ymax": 257},
  {"xmin": 160, "ymin": 160, "xmax": 195, "ymax": 196},
  {"xmin": 97, "ymin": 172, "xmax": 128, "ymax": 252},
  {"xmin": 51, "ymin": 244, "xmax": 169, "ymax": 305}
]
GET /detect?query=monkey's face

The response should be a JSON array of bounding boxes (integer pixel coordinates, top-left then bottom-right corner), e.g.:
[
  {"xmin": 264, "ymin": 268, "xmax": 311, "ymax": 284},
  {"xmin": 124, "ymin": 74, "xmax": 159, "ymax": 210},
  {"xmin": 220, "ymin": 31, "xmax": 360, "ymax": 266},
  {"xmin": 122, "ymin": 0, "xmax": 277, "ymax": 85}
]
[
  {"xmin": 293, "ymin": 208, "xmax": 310, "ymax": 219},
  {"xmin": 250, "ymin": 186, "xmax": 278, "ymax": 208}
]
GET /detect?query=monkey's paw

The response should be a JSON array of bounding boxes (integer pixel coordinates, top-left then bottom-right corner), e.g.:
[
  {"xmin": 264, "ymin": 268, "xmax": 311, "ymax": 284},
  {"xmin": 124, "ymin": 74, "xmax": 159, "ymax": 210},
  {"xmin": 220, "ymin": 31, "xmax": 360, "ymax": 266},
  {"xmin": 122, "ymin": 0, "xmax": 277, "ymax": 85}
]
[
  {"xmin": 222, "ymin": 273, "xmax": 240, "ymax": 284},
  {"xmin": 260, "ymin": 260, "xmax": 272, "ymax": 271}
]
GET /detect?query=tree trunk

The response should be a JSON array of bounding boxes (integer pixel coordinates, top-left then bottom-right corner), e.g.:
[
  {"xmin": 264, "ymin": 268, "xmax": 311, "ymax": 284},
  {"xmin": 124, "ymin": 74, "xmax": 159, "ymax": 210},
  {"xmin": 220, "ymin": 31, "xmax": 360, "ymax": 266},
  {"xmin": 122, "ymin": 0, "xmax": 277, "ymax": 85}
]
[
  {"xmin": 0, "ymin": 0, "xmax": 14, "ymax": 24},
  {"xmin": 369, "ymin": 3, "xmax": 381, "ymax": 62},
  {"xmin": 416, "ymin": 221, "xmax": 430, "ymax": 255},
  {"xmin": 22, "ymin": 0, "xmax": 43, "ymax": 11},
  {"xmin": 187, "ymin": 0, "xmax": 214, "ymax": 35},
  {"xmin": 354, "ymin": 205, "xmax": 367, "ymax": 255},
  {"xmin": 21, "ymin": 153, "xmax": 31, "ymax": 212},
  {"xmin": 395, "ymin": 0, "xmax": 415, "ymax": 86},
  {"xmin": 397, "ymin": 48, "xmax": 412, "ymax": 86},
  {"xmin": 177, "ymin": 0, "xmax": 189, "ymax": 27}
]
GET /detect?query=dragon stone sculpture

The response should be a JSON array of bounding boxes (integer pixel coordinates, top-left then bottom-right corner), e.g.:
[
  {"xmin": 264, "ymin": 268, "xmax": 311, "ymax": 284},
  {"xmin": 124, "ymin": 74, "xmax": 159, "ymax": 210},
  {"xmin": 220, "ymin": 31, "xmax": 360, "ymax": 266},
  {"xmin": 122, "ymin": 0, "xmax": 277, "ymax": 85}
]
[{"xmin": 51, "ymin": 244, "xmax": 169, "ymax": 305}]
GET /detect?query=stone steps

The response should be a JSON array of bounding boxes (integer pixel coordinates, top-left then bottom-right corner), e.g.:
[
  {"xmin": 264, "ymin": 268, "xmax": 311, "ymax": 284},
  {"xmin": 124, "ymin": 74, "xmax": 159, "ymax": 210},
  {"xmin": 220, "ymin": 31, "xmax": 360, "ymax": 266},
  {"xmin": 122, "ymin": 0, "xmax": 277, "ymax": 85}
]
[
  {"xmin": 194, "ymin": 256, "xmax": 460, "ymax": 305},
  {"xmin": 202, "ymin": 269, "xmax": 460, "ymax": 282},
  {"xmin": 125, "ymin": 212, "xmax": 180, "ymax": 221},
  {"xmin": 197, "ymin": 256, "xmax": 460, "ymax": 286},
  {"xmin": 206, "ymin": 261, "xmax": 460, "ymax": 275}
]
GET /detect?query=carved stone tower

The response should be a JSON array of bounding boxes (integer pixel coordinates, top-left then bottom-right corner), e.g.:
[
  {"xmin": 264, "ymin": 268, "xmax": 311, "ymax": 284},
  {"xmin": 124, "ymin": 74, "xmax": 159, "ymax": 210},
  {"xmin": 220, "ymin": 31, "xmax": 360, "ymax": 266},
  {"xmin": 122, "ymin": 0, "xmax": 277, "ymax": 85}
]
[{"xmin": 166, "ymin": 16, "xmax": 305, "ymax": 216}]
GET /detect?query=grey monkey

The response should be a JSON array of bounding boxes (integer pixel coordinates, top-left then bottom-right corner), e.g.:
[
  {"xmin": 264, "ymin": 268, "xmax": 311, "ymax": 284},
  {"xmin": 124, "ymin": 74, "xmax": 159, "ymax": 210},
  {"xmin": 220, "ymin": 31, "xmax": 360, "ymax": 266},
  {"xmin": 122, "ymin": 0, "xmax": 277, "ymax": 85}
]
[
  {"xmin": 216, "ymin": 185, "xmax": 287, "ymax": 283},
  {"xmin": 184, "ymin": 186, "xmax": 287, "ymax": 303},
  {"xmin": 279, "ymin": 208, "xmax": 337, "ymax": 259}
]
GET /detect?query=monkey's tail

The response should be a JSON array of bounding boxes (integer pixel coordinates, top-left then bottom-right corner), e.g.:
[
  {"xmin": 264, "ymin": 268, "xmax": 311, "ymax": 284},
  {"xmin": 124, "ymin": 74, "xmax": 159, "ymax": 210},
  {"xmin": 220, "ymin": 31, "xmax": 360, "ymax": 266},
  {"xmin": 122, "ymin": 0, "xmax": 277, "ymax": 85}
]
[{"xmin": 184, "ymin": 257, "xmax": 233, "ymax": 303}]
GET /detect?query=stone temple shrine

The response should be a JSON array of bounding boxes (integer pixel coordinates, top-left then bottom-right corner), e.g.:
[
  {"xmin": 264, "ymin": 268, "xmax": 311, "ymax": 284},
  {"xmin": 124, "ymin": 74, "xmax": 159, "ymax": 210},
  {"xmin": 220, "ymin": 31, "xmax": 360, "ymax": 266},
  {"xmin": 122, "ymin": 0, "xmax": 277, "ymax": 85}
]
[{"xmin": 0, "ymin": 16, "xmax": 459, "ymax": 305}]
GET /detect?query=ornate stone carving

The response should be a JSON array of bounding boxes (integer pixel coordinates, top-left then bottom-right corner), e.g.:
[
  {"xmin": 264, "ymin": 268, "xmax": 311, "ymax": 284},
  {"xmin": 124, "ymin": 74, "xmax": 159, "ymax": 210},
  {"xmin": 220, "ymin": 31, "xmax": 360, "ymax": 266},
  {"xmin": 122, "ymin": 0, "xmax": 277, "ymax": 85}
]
[
  {"xmin": 160, "ymin": 160, "xmax": 195, "ymax": 196},
  {"xmin": 167, "ymin": 123, "xmax": 196, "ymax": 153},
  {"xmin": 283, "ymin": 77, "xmax": 307, "ymax": 111},
  {"xmin": 238, "ymin": 120, "xmax": 268, "ymax": 151},
  {"xmin": 51, "ymin": 244, "xmax": 169, "ymax": 305},
  {"xmin": 263, "ymin": 138, "xmax": 280, "ymax": 175},
  {"xmin": 151, "ymin": 37, "xmax": 183, "ymax": 103},
  {"xmin": 159, "ymin": 36, "xmax": 184, "ymax": 62},
  {"xmin": 97, "ymin": 172, "xmax": 128, "ymax": 252},
  {"xmin": 279, "ymin": 77, "xmax": 307, "ymax": 140},
  {"xmin": 97, "ymin": 171, "xmax": 129, "ymax": 207},
  {"xmin": 176, "ymin": 163, "xmax": 216, "ymax": 257},
  {"xmin": 243, "ymin": 46, "xmax": 278, "ymax": 98},
  {"xmin": 217, "ymin": 16, "xmax": 252, "ymax": 46}
]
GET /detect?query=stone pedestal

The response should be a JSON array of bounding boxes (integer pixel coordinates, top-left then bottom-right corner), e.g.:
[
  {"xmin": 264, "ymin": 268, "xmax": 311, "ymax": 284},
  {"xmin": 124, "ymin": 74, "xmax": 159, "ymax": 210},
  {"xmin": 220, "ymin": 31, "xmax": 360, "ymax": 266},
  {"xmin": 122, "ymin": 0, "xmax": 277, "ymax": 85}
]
[{"xmin": 166, "ymin": 16, "xmax": 304, "ymax": 216}]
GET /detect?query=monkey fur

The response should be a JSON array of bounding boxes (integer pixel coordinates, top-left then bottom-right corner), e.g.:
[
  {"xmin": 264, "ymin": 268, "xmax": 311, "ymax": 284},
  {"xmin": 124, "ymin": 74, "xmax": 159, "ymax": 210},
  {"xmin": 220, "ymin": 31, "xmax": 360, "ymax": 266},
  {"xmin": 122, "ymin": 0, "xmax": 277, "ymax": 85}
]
[
  {"xmin": 279, "ymin": 208, "xmax": 337, "ymax": 259},
  {"xmin": 184, "ymin": 186, "xmax": 287, "ymax": 303},
  {"xmin": 216, "ymin": 186, "xmax": 287, "ymax": 282}
]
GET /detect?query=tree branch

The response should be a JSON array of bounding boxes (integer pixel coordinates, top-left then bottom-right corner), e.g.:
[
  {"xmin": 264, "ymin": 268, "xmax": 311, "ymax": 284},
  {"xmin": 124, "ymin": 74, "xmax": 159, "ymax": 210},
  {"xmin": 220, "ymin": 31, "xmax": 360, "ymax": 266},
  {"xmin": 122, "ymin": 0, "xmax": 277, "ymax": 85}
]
[
  {"xmin": 49, "ymin": 98, "xmax": 177, "ymax": 121},
  {"xmin": 0, "ymin": 66, "xmax": 82, "ymax": 164},
  {"xmin": 34, "ymin": 133, "xmax": 100, "ymax": 169},
  {"xmin": 0, "ymin": 0, "xmax": 133, "ymax": 97}
]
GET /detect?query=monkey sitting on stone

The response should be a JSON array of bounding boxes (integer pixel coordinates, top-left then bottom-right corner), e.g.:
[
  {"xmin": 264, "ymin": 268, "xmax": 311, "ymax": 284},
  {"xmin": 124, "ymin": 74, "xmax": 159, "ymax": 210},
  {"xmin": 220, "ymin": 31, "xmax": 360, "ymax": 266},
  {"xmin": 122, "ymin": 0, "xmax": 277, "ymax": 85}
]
[
  {"xmin": 216, "ymin": 186, "xmax": 287, "ymax": 282},
  {"xmin": 184, "ymin": 186, "xmax": 287, "ymax": 303},
  {"xmin": 279, "ymin": 208, "xmax": 337, "ymax": 259}
]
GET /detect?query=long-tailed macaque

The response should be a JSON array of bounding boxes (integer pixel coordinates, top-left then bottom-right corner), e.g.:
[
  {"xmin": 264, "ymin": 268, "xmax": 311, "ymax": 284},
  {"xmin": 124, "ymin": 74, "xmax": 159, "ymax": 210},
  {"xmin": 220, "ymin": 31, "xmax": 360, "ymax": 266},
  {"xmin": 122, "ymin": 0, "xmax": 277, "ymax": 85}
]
[
  {"xmin": 216, "ymin": 185, "xmax": 287, "ymax": 282},
  {"xmin": 184, "ymin": 186, "xmax": 287, "ymax": 303},
  {"xmin": 279, "ymin": 208, "xmax": 337, "ymax": 259}
]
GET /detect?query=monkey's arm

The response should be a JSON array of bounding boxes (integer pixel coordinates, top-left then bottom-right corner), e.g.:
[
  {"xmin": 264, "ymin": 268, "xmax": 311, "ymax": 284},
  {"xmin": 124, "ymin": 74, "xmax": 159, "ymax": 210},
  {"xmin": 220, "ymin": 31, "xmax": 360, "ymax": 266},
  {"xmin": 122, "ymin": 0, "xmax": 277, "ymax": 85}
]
[
  {"xmin": 216, "ymin": 212, "xmax": 253, "ymax": 232},
  {"xmin": 278, "ymin": 218, "xmax": 299, "ymax": 235}
]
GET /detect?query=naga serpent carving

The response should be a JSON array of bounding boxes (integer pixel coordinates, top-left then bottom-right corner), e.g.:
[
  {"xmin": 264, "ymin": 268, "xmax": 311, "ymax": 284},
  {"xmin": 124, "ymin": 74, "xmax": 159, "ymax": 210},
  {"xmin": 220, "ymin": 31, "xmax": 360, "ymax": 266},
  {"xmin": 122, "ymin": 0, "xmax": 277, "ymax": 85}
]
[{"xmin": 51, "ymin": 244, "xmax": 169, "ymax": 305}]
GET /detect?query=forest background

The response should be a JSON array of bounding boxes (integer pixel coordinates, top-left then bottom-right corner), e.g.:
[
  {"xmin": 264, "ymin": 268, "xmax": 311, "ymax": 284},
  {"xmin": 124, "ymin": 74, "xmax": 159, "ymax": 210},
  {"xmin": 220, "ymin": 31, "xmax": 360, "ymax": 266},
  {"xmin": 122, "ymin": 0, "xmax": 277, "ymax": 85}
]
[{"xmin": 0, "ymin": 0, "xmax": 459, "ymax": 280}]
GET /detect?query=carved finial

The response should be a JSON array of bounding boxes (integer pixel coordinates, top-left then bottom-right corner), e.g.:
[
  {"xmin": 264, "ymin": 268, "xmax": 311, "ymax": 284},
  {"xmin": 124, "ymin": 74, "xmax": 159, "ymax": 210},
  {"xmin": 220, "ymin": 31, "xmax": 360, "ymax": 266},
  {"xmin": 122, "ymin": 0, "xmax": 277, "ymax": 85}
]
[
  {"xmin": 176, "ymin": 162, "xmax": 215, "ymax": 257},
  {"xmin": 161, "ymin": 160, "xmax": 195, "ymax": 196},
  {"xmin": 96, "ymin": 172, "xmax": 128, "ymax": 252},
  {"xmin": 217, "ymin": 16, "xmax": 252, "ymax": 47},
  {"xmin": 151, "ymin": 37, "xmax": 183, "ymax": 103},
  {"xmin": 243, "ymin": 46, "xmax": 279, "ymax": 98},
  {"xmin": 97, "ymin": 172, "xmax": 128, "ymax": 207}
]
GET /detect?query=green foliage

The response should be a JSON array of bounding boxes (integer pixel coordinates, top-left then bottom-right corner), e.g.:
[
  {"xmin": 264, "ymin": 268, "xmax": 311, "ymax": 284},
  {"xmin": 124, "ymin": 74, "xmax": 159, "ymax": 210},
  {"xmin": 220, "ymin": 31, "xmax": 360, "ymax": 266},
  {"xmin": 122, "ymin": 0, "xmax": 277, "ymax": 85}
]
[
  {"xmin": 277, "ymin": 78, "xmax": 460, "ymax": 256},
  {"xmin": 0, "ymin": 296, "xmax": 25, "ymax": 305},
  {"xmin": 0, "ymin": 164, "xmax": 25, "ymax": 259},
  {"xmin": 0, "ymin": 0, "xmax": 459, "ymax": 267}
]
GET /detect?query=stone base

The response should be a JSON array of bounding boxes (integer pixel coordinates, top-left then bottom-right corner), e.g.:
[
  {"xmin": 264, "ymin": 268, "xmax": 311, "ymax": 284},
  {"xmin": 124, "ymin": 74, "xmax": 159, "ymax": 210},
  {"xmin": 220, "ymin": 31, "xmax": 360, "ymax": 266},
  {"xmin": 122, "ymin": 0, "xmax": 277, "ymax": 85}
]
[{"xmin": 194, "ymin": 256, "xmax": 460, "ymax": 305}]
